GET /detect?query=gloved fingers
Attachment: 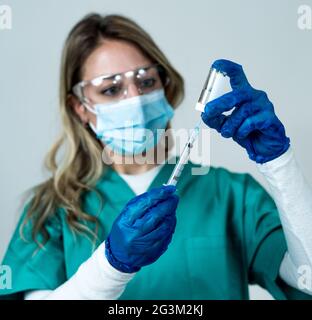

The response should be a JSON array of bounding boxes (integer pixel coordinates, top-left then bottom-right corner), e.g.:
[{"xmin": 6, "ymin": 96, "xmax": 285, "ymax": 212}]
[
  {"xmin": 202, "ymin": 89, "xmax": 251, "ymax": 120},
  {"xmin": 131, "ymin": 222, "xmax": 175, "ymax": 256},
  {"xmin": 219, "ymin": 102, "xmax": 261, "ymax": 138},
  {"xmin": 124, "ymin": 185, "xmax": 176, "ymax": 225},
  {"xmin": 236, "ymin": 110, "xmax": 277, "ymax": 140},
  {"xmin": 200, "ymin": 89, "xmax": 249, "ymax": 132},
  {"xmin": 149, "ymin": 231, "xmax": 174, "ymax": 262},
  {"xmin": 134, "ymin": 194, "xmax": 179, "ymax": 235},
  {"xmin": 211, "ymin": 59, "xmax": 251, "ymax": 90},
  {"xmin": 133, "ymin": 230, "xmax": 174, "ymax": 267},
  {"xmin": 133, "ymin": 226, "xmax": 174, "ymax": 255},
  {"xmin": 201, "ymin": 113, "xmax": 227, "ymax": 133},
  {"xmin": 137, "ymin": 213, "xmax": 177, "ymax": 245}
]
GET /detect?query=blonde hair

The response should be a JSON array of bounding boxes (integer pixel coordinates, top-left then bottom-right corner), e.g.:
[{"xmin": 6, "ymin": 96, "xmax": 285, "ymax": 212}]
[{"xmin": 21, "ymin": 13, "xmax": 185, "ymax": 247}]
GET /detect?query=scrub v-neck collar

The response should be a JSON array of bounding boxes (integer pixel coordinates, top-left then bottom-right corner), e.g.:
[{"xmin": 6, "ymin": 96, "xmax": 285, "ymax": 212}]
[{"xmin": 96, "ymin": 157, "xmax": 206, "ymax": 206}]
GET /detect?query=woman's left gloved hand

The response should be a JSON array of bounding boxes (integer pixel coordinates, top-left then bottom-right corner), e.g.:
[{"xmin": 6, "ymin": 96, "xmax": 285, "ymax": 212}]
[{"xmin": 201, "ymin": 59, "xmax": 290, "ymax": 164}]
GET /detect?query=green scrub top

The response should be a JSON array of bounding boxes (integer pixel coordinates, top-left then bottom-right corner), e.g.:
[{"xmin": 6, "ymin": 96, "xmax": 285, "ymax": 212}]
[{"xmin": 0, "ymin": 160, "xmax": 311, "ymax": 300}]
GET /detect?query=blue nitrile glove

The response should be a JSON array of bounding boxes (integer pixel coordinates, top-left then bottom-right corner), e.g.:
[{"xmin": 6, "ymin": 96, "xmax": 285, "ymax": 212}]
[
  {"xmin": 105, "ymin": 185, "xmax": 179, "ymax": 273},
  {"xmin": 201, "ymin": 59, "xmax": 290, "ymax": 164}
]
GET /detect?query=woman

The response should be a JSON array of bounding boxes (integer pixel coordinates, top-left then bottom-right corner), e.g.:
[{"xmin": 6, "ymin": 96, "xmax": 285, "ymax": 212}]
[{"xmin": 1, "ymin": 13, "xmax": 312, "ymax": 300}]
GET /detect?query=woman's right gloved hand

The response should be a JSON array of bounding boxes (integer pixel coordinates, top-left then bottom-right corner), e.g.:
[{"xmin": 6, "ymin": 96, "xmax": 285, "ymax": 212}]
[{"xmin": 105, "ymin": 185, "xmax": 179, "ymax": 273}]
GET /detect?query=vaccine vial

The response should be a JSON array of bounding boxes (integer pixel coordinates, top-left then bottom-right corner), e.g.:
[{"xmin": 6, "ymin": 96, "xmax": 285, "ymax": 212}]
[{"xmin": 195, "ymin": 67, "xmax": 232, "ymax": 112}]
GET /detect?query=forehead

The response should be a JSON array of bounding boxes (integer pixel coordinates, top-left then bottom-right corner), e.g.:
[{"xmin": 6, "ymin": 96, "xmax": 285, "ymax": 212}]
[{"xmin": 82, "ymin": 40, "xmax": 152, "ymax": 81}]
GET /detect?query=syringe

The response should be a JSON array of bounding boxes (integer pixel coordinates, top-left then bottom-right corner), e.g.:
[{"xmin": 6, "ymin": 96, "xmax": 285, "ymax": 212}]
[
  {"xmin": 166, "ymin": 121, "xmax": 202, "ymax": 186},
  {"xmin": 165, "ymin": 65, "xmax": 231, "ymax": 187}
]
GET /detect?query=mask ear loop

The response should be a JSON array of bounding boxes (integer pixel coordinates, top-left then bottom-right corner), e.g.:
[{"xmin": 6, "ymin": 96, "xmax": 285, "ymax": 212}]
[
  {"xmin": 78, "ymin": 96, "xmax": 98, "ymax": 132},
  {"xmin": 73, "ymin": 83, "xmax": 98, "ymax": 115},
  {"xmin": 72, "ymin": 83, "xmax": 98, "ymax": 132},
  {"xmin": 81, "ymin": 97, "xmax": 97, "ymax": 115}
]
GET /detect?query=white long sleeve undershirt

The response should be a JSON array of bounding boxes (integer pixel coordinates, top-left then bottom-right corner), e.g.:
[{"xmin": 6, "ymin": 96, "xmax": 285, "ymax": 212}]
[
  {"xmin": 24, "ymin": 242, "xmax": 136, "ymax": 300},
  {"xmin": 25, "ymin": 148, "xmax": 312, "ymax": 299},
  {"xmin": 257, "ymin": 147, "xmax": 312, "ymax": 295}
]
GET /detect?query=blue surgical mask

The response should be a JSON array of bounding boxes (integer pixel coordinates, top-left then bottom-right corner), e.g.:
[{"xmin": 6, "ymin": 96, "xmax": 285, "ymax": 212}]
[{"xmin": 85, "ymin": 89, "xmax": 174, "ymax": 155}]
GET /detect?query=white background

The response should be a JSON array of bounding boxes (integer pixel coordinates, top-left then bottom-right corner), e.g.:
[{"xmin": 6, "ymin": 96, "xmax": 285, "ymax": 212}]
[{"xmin": 0, "ymin": 0, "xmax": 312, "ymax": 299}]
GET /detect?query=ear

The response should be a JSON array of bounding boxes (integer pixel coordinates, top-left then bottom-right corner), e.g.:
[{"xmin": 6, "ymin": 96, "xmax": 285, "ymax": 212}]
[{"xmin": 67, "ymin": 94, "xmax": 89, "ymax": 124}]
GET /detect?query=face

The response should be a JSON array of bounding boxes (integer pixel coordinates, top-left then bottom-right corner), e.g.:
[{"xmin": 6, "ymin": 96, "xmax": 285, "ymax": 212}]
[{"xmin": 72, "ymin": 39, "xmax": 161, "ymax": 127}]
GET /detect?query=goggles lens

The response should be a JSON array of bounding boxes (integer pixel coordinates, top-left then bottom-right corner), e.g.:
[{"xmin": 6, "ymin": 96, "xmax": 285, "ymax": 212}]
[{"xmin": 75, "ymin": 65, "xmax": 165, "ymax": 104}]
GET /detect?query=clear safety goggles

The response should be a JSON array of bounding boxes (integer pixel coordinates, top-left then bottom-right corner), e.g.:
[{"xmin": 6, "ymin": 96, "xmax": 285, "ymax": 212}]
[{"xmin": 72, "ymin": 64, "xmax": 168, "ymax": 105}]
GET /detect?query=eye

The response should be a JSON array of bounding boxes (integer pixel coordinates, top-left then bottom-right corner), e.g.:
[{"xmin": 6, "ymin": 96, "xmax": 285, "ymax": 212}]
[
  {"xmin": 140, "ymin": 78, "xmax": 156, "ymax": 89},
  {"xmin": 100, "ymin": 85, "xmax": 122, "ymax": 96}
]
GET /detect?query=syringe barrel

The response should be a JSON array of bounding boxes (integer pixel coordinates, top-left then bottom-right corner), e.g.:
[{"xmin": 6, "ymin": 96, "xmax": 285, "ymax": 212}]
[
  {"xmin": 166, "ymin": 125, "xmax": 200, "ymax": 186},
  {"xmin": 166, "ymin": 162, "xmax": 186, "ymax": 186}
]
